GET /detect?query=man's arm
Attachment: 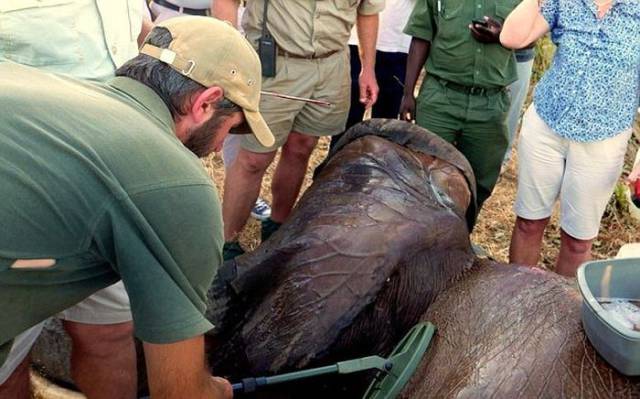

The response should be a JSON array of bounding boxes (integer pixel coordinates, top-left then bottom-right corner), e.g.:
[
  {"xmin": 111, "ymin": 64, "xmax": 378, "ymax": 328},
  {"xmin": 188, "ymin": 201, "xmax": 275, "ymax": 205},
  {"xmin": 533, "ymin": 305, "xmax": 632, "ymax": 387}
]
[
  {"xmin": 212, "ymin": 0, "xmax": 240, "ymax": 27},
  {"xmin": 356, "ymin": 13, "xmax": 380, "ymax": 109},
  {"xmin": 144, "ymin": 335, "xmax": 232, "ymax": 399},
  {"xmin": 399, "ymin": 37, "xmax": 430, "ymax": 122},
  {"xmin": 500, "ymin": 0, "xmax": 550, "ymax": 49}
]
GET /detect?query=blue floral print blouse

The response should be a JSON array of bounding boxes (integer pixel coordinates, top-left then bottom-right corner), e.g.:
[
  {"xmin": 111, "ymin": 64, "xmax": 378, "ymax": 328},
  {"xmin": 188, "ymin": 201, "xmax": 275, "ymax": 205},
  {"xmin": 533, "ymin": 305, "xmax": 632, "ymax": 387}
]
[{"xmin": 534, "ymin": 0, "xmax": 640, "ymax": 142}]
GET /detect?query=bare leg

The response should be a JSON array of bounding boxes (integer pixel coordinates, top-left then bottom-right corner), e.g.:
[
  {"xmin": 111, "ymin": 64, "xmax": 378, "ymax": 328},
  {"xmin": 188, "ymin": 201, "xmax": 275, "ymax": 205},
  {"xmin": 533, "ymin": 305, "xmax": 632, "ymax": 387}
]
[
  {"xmin": 63, "ymin": 321, "xmax": 136, "ymax": 399},
  {"xmin": 270, "ymin": 132, "xmax": 319, "ymax": 223},
  {"xmin": 223, "ymin": 148, "xmax": 276, "ymax": 241},
  {"xmin": 0, "ymin": 354, "xmax": 30, "ymax": 399},
  {"xmin": 556, "ymin": 229, "xmax": 592, "ymax": 277},
  {"xmin": 509, "ymin": 216, "xmax": 550, "ymax": 266}
]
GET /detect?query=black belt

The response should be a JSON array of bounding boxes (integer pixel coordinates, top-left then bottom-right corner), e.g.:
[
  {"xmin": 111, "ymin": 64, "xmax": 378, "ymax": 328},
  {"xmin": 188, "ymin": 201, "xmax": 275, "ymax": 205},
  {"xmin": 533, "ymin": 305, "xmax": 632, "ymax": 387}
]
[
  {"xmin": 435, "ymin": 76, "xmax": 505, "ymax": 96},
  {"xmin": 277, "ymin": 48, "xmax": 340, "ymax": 60},
  {"xmin": 152, "ymin": 0, "xmax": 210, "ymax": 16}
]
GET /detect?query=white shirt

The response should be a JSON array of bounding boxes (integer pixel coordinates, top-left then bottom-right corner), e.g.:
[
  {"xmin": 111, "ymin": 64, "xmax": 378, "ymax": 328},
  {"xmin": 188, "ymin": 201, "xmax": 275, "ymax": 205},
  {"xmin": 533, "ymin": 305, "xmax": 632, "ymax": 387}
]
[
  {"xmin": 151, "ymin": 1, "xmax": 245, "ymax": 35},
  {"xmin": 349, "ymin": 0, "xmax": 416, "ymax": 54},
  {"xmin": 163, "ymin": 0, "xmax": 210, "ymax": 8},
  {"xmin": 0, "ymin": 0, "xmax": 142, "ymax": 81}
]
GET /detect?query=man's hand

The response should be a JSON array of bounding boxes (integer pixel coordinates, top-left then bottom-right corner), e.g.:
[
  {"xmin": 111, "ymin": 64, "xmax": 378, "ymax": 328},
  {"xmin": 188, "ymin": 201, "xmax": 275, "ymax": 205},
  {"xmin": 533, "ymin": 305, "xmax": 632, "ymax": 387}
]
[
  {"xmin": 359, "ymin": 68, "xmax": 379, "ymax": 109},
  {"xmin": 144, "ymin": 336, "xmax": 233, "ymax": 399},
  {"xmin": 627, "ymin": 163, "xmax": 640, "ymax": 186},
  {"xmin": 355, "ymin": 13, "xmax": 379, "ymax": 109},
  {"xmin": 469, "ymin": 16, "xmax": 503, "ymax": 44},
  {"xmin": 627, "ymin": 163, "xmax": 640, "ymax": 207},
  {"xmin": 399, "ymin": 93, "xmax": 416, "ymax": 122},
  {"xmin": 212, "ymin": 376, "xmax": 233, "ymax": 398}
]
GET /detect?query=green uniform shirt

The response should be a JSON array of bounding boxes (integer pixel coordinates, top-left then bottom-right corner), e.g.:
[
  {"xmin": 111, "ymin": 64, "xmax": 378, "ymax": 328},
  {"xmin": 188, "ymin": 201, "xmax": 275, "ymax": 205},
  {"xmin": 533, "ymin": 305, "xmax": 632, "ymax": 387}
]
[
  {"xmin": 404, "ymin": 0, "xmax": 519, "ymax": 88},
  {"xmin": 243, "ymin": 0, "xmax": 385, "ymax": 57},
  {"xmin": 0, "ymin": 63, "xmax": 223, "ymax": 358}
]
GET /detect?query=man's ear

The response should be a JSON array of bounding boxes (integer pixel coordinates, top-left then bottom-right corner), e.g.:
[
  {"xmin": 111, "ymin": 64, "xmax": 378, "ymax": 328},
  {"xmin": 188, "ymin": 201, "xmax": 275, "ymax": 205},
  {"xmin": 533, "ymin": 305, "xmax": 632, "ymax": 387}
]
[{"xmin": 190, "ymin": 86, "xmax": 225, "ymax": 124}]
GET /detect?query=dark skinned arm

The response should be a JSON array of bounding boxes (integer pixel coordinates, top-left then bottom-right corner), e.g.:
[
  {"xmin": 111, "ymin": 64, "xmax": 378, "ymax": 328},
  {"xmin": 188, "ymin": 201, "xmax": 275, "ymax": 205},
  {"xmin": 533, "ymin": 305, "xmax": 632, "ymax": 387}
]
[
  {"xmin": 469, "ymin": 16, "xmax": 503, "ymax": 44},
  {"xmin": 399, "ymin": 37, "xmax": 431, "ymax": 122},
  {"xmin": 469, "ymin": 16, "xmax": 538, "ymax": 48}
]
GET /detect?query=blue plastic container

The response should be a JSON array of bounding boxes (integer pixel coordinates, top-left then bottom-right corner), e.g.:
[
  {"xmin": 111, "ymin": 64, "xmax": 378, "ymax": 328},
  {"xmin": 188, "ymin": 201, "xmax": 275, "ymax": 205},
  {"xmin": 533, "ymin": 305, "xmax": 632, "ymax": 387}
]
[{"xmin": 577, "ymin": 258, "xmax": 640, "ymax": 376}]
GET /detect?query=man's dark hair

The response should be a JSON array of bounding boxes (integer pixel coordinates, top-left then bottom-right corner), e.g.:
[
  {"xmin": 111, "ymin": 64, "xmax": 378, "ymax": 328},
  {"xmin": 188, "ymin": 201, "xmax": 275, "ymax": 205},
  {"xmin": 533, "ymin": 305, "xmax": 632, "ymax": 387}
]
[{"xmin": 116, "ymin": 27, "xmax": 240, "ymax": 118}]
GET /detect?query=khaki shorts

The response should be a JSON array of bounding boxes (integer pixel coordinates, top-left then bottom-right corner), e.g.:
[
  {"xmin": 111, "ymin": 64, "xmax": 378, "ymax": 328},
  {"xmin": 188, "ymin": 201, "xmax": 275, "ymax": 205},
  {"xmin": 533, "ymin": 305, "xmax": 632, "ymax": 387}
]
[
  {"xmin": 241, "ymin": 50, "xmax": 351, "ymax": 153},
  {"xmin": 514, "ymin": 105, "xmax": 632, "ymax": 240},
  {"xmin": 0, "ymin": 281, "xmax": 131, "ymax": 384}
]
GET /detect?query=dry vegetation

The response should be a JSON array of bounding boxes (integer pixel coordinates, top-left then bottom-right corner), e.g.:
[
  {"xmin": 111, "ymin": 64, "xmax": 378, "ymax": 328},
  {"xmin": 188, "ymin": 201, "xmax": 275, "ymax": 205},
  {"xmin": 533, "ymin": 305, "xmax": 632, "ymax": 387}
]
[
  {"xmin": 30, "ymin": 37, "xmax": 640, "ymax": 399},
  {"xmin": 204, "ymin": 38, "xmax": 640, "ymax": 270},
  {"xmin": 471, "ymin": 39, "xmax": 640, "ymax": 268}
]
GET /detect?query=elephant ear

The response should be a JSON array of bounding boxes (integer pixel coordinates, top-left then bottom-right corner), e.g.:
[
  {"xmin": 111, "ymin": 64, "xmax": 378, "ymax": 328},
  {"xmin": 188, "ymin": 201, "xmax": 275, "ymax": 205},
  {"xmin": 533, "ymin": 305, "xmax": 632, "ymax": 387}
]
[
  {"xmin": 229, "ymin": 135, "xmax": 455, "ymax": 373},
  {"xmin": 213, "ymin": 120, "xmax": 475, "ymax": 373},
  {"xmin": 238, "ymin": 214, "xmax": 432, "ymax": 373}
]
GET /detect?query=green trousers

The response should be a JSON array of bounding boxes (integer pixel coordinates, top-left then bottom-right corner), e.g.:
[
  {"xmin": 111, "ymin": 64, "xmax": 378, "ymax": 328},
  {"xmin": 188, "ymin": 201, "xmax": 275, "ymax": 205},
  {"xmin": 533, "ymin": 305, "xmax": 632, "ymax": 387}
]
[{"xmin": 416, "ymin": 75, "xmax": 510, "ymax": 228}]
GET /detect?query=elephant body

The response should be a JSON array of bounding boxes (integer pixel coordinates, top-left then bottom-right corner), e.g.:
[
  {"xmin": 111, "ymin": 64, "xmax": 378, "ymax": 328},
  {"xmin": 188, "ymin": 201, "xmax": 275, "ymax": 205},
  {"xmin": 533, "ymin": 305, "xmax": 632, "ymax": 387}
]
[
  {"xmin": 31, "ymin": 120, "xmax": 640, "ymax": 398},
  {"xmin": 403, "ymin": 260, "xmax": 640, "ymax": 398}
]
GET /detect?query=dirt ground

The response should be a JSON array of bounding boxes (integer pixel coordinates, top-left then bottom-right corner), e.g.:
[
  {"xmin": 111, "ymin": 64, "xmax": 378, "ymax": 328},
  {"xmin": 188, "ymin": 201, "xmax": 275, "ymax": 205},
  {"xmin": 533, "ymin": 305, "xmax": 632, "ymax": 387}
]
[
  {"xmin": 205, "ymin": 115, "xmax": 640, "ymax": 270},
  {"xmin": 472, "ymin": 117, "xmax": 640, "ymax": 268},
  {"xmin": 30, "ymin": 121, "xmax": 640, "ymax": 398}
]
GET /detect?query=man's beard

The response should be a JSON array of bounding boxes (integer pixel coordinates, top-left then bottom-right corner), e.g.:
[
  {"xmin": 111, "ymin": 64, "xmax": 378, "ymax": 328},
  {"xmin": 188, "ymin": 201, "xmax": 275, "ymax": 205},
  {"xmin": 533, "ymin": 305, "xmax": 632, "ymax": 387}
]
[{"xmin": 183, "ymin": 113, "xmax": 228, "ymax": 158}]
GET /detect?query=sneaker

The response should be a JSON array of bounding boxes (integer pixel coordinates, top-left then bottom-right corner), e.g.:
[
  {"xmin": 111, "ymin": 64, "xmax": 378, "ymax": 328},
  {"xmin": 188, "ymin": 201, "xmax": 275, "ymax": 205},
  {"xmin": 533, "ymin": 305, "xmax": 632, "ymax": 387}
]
[
  {"xmin": 261, "ymin": 217, "xmax": 282, "ymax": 243},
  {"xmin": 223, "ymin": 241, "xmax": 245, "ymax": 261},
  {"xmin": 250, "ymin": 197, "xmax": 272, "ymax": 221},
  {"xmin": 471, "ymin": 242, "xmax": 488, "ymax": 258}
]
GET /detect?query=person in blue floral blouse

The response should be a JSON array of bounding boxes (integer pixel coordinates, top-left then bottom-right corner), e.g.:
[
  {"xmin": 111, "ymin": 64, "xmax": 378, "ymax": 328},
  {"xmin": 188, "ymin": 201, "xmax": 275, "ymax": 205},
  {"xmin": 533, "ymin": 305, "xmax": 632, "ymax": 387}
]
[{"xmin": 500, "ymin": 0, "xmax": 639, "ymax": 276}]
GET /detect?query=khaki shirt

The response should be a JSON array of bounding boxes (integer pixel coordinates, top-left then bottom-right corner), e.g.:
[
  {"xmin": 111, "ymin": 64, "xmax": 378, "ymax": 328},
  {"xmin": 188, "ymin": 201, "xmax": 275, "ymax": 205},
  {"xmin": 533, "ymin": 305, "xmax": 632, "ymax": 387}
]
[{"xmin": 243, "ymin": 0, "xmax": 385, "ymax": 57}]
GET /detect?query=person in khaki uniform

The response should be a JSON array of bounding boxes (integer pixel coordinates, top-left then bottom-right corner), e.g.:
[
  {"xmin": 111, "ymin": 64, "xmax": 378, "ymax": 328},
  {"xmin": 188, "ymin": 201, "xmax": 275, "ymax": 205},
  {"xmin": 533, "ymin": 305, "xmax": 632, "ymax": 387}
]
[{"xmin": 214, "ymin": 0, "xmax": 384, "ymax": 259}]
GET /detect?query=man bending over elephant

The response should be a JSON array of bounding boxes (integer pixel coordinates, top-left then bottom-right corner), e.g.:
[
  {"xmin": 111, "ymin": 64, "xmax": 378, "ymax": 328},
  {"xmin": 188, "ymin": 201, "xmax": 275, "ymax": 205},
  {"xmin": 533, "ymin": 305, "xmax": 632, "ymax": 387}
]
[{"xmin": 0, "ymin": 17, "xmax": 274, "ymax": 399}]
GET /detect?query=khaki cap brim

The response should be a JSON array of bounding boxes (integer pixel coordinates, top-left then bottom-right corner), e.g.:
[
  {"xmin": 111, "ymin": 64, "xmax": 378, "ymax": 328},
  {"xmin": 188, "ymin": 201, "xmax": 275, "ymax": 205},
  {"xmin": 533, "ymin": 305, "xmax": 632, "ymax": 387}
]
[{"xmin": 243, "ymin": 109, "xmax": 275, "ymax": 147}]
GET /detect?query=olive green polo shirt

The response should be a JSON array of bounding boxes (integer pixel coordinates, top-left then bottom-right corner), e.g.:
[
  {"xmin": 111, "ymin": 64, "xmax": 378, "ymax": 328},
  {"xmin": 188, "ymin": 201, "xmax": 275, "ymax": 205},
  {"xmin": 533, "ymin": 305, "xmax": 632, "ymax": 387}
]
[
  {"xmin": 243, "ymin": 0, "xmax": 385, "ymax": 57},
  {"xmin": 404, "ymin": 0, "xmax": 519, "ymax": 88},
  {"xmin": 0, "ymin": 62, "xmax": 223, "ymax": 362}
]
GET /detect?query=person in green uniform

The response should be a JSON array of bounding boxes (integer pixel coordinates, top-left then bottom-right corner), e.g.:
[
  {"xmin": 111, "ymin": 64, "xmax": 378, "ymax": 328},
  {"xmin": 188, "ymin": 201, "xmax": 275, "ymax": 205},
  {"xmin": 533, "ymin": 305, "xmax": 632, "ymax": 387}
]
[
  {"xmin": 399, "ymin": 0, "xmax": 519, "ymax": 228},
  {"xmin": 0, "ymin": 16, "xmax": 274, "ymax": 399}
]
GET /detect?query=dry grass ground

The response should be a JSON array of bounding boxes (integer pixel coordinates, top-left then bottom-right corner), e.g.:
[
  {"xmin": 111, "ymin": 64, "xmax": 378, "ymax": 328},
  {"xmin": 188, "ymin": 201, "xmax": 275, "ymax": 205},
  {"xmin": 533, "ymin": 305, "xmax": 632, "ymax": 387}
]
[
  {"xmin": 31, "ymin": 38, "xmax": 640, "ymax": 399},
  {"xmin": 203, "ymin": 137, "xmax": 332, "ymax": 253},
  {"xmin": 471, "ymin": 38, "xmax": 640, "ymax": 268},
  {"xmin": 204, "ymin": 116, "xmax": 640, "ymax": 270},
  {"xmin": 471, "ymin": 118, "xmax": 640, "ymax": 269},
  {"xmin": 31, "ymin": 125, "xmax": 640, "ymax": 397},
  {"xmin": 205, "ymin": 37, "xmax": 640, "ymax": 269}
]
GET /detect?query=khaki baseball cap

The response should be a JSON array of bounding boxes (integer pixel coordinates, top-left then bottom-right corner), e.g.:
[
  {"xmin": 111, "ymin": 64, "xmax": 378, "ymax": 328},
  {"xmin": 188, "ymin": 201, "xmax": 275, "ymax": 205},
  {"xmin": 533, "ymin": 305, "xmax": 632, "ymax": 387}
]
[{"xmin": 140, "ymin": 16, "xmax": 275, "ymax": 147}]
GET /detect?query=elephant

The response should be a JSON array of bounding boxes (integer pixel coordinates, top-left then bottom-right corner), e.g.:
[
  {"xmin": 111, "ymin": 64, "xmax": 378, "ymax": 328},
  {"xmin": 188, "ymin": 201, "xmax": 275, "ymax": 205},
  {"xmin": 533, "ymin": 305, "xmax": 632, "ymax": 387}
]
[{"xmin": 31, "ymin": 119, "xmax": 640, "ymax": 398}]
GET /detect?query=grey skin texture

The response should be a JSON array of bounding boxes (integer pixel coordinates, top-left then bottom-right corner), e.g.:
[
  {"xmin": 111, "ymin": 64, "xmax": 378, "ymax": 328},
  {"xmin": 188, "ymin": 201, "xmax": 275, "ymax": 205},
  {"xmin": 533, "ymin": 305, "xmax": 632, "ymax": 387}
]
[
  {"xmin": 205, "ymin": 119, "xmax": 477, "ymax": 379},
  {"xmin": 31, "ymin": 120, "xmax": 640, "ymax": 397},
  {"xmin": 402, "ymin": 259, "xmax": 640, "ymax": 398}
]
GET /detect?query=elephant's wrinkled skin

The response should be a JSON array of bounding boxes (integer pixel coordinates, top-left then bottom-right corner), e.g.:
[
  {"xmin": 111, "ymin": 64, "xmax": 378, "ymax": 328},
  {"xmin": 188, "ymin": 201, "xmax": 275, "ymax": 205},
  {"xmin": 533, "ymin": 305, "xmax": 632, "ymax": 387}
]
[
  {"xmin": 31, "ymin": 120, "xmax": 640, "ymax": 398},
  {"xmin": 402, "ymin": 260, "xmax": 640, "ymax": 398},
  {"xmin": 206, "ymin": 119, "xmax": 476, "ymax": 377}
]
